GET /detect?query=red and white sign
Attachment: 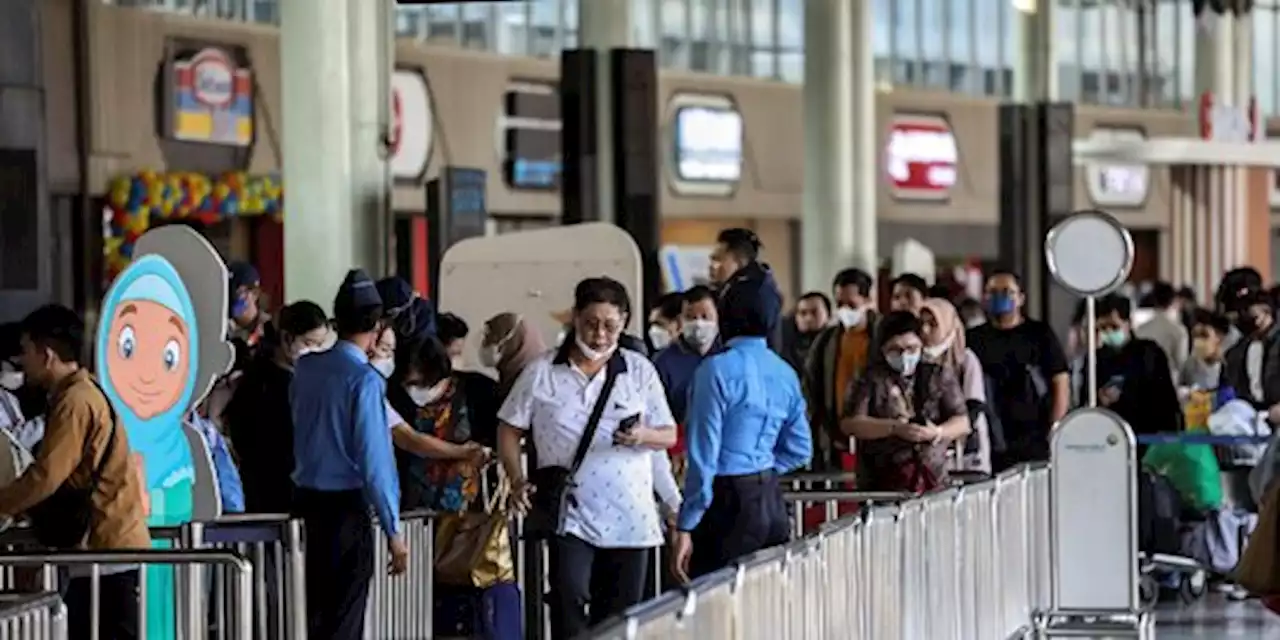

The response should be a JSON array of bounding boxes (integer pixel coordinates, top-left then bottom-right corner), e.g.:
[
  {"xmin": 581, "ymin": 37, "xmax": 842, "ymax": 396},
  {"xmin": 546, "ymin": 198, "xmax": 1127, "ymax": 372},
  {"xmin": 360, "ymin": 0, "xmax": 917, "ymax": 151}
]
[
  {"xmin": 188, "ymin": 49, "xmax": 236, "ymax": 108},
  {"xmin": 886, "ymin": 113, "xmax": 957, "ymax": 201},
  {"xmin": 1199, "ymin": 92, "xmax": 1259, "ymax": 143},
  {"xmin": 390, "ymin": 69, "xmax": 434, "ymax": 181},
  {"xmin": 1085, "ymin": 126, "xmax": 1149, "ymax": 208}
]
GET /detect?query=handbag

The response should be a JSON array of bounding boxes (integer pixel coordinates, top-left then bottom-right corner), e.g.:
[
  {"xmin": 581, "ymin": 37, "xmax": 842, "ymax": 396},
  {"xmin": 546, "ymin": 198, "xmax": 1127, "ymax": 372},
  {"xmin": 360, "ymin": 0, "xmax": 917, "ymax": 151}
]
[
  {"xmin": 523, "ymin": 366, "xmax": 621, "ymax": 538},
  {"xmin": 435, "ymin": 476, "xmax": 515, "ymax": 588},
  {"xmin": 1236, "ymin": 482, "xmax": 1280, "ymax": 595},
  {"xmin": 28, "ymin": 379, "xmax": 118, "ymax": 549}
]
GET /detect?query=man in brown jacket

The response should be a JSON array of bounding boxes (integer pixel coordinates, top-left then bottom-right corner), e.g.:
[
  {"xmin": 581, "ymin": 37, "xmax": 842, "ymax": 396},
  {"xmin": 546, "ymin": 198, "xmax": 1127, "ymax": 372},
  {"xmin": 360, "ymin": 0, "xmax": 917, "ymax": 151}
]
[{"xmin": 0, "ymin": 304, "xmax": 150, "ymax": 639}]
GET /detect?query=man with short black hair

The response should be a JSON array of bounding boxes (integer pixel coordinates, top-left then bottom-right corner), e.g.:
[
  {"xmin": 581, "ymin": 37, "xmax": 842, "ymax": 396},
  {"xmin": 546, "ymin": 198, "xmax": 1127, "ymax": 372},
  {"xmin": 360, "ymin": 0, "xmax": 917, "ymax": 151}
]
[
  {"xmin": 1135, "ymin": 281, "xmax": 1189, "ymax": 379},
  {"xmin": 1090, "ymin": 294, "xmax": 1182, "ymax": 440},
  {"xmin": 3, "ymin": 304, "xmax": 150, "ymax": 639},
  {"xmin": 709, "ymin": 227, "xmax": 785, "ymax": 355},
  {"xmin": 890, "ymin": 273, "xmax": 929, "ymax": 315},
  {"xmin": 291, "ymin": 269, "xmax": 407, "ymax": 640},
  {"xmin": 804, "ymin": 268, "xmax": 879, "ymax": 472},
  {"xmin": 783, "ymin": 292, "xmax": 832, "ymax": 373},
  {"xmin": 654, "ymin": 286, "xmax": 723, "ymax": 425}
]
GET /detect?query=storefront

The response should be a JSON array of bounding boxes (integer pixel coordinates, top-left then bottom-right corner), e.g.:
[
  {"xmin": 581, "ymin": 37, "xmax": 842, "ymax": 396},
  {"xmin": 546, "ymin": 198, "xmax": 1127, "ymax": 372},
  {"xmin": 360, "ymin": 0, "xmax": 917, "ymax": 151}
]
[{"xmin": 65, "ymin": 3, "xmax": 1212, "ymax": 310}]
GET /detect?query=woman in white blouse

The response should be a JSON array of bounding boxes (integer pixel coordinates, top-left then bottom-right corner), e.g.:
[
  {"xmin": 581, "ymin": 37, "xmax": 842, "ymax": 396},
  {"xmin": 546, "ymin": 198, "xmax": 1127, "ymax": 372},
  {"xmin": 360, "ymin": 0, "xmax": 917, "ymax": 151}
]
[{"xmin": 497, "ymin": 277, "xmax": 677, "ymax": 640}]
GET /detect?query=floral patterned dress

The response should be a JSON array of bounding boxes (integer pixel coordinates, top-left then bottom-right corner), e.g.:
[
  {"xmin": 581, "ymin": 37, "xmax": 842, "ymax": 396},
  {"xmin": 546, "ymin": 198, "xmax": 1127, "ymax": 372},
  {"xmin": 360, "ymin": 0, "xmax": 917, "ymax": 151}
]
[{"xmin": 398, "ymin": 379, "xmax": 481, "ymax": 513}]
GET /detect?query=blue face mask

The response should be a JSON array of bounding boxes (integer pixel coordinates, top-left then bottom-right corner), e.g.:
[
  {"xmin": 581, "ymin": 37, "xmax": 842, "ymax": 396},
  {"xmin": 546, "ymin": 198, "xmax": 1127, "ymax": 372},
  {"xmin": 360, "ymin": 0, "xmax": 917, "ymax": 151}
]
[
  {"xmin": 987, "ymin": 294, "xmax": 1016, "ymax": 316},
  {"xmin": 230, "ymin": 294, "xmax": 249, "ymax": 320}
]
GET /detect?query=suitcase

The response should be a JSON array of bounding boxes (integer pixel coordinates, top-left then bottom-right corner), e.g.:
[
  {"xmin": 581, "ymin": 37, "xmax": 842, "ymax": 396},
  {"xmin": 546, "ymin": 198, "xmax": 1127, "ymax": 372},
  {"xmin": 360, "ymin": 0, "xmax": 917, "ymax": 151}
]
[{"xmin": 475, "ymin": 582, "xmax": 523, "ymax": 640}]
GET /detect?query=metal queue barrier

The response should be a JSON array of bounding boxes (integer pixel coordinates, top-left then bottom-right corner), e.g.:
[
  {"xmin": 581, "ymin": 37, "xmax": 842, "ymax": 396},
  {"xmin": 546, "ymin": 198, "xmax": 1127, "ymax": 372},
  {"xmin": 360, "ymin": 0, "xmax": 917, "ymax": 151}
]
[
  {"xmin": 0, "ymin": 592, "xmax": 66, "ymax": 640},
  {"xmin": 365, "ymin": 511, "xmax": 435, "ymax": 640},
  {"xmin": 588, "ymin": 464, "xmax": 1052, "ymax": 640}
]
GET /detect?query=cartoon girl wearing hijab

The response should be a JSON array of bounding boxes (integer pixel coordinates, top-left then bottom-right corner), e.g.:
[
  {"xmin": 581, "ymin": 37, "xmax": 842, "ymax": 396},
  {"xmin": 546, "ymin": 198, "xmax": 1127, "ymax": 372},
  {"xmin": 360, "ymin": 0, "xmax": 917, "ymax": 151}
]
[{"xmin": 97, "ymin": 226, "xmax": 232, "ymax": 640}]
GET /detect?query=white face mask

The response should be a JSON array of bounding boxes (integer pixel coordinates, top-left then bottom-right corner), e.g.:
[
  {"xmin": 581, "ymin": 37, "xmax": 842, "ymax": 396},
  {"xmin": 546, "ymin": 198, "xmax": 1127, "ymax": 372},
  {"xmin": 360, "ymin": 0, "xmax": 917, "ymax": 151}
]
[
  {"xmin": 924, "ymin": 338, "xmax": 953, "ymax": 360},
  {"xmin": 406, "ymin": 382, "xmax": 446, "ymax": 407},
  {"xmin": 648, "ymin": 325, "xmax": 673, "ymax": 351},
  {"xmin": 576, "ymin": 336, "xmax": 616, "ymax": 362},
  {"xmin": 0, "ymin": 371, "xmax": 22, "ymax": 392},
  {"xmin": 372, "ymin": 358, "xmax": 395, "ymax": 378},
  {"xmin": 479, "ymin": 345, "xmax": 501, "ymax": 368},
  {"xmin": 964, "ymin": 317, "xmax": 986, "ymax": 329},
  {"xmin": 834, "ymin": 306, "xmax": 864, "ymax": 329},
  {"xmin": 682, "ymin": 319, "xmax": 719, "ymax": 351}
]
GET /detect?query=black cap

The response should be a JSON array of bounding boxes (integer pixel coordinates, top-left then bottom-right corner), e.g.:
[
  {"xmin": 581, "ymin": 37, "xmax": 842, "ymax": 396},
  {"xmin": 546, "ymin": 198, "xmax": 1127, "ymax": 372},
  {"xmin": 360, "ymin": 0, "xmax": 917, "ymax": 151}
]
[{"xmin": 334, "ymin": 269, "xmax": 382, "ymax": 313}]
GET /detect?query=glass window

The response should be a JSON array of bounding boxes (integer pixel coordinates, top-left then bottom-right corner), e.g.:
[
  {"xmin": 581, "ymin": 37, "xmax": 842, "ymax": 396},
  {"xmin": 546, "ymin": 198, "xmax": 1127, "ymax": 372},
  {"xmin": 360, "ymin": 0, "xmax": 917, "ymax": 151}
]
[
  {"xmin": 751, "ymin": 49, "xmax": 776, "ymax": 78},
  {"xmin": 778, "ymin": 50, "xmax": 803, "ymax": 83},
  {"xmin": 1154, "ymin": 0, "xmax": 1193, "ymax": 108},
  {"xmin": 494, "ymin": 3, "xmax": 530, "ymax": 56},
  {"xmin": 632, "ymin": 0, "xmax": 660, "ymax": 48},
  {"xmin": 748, "ymin": 0, "xmax": 774, "ymax": 49},
  {"xmin": 893, "ymin": 0, "xmax": 921, "ymax": 84},
  {"xmin": 662, "ymin": 0, "xmax": 690, "ymax": 68},
  {"xmin": 424, "ymin": 4, "xmax": 462, "ymax": 46},
  {"xmin": 919, "ymin": 0, "xmax": 948, "ymax": 90},
  {"xmin": 395, "ymin": 7, "xmax": 426, "ymax": 39},
  {"xmin": 872, "ymin": 0, "xmax": 893, "ymax": 85},
  {"xmin": 778, "ymin": 0, "xmax": 802, "ymax": 49},
  {"xmin": 972, "ymin": 0, "xmax": 1002, "ymax": 73},
  {"xmin": 460, "ymin": 3, "xmax": 492, "ymax": 50},
  {"xmin": 1256, "ymin": 6, "xmax": 1280, "ymax": 115}
]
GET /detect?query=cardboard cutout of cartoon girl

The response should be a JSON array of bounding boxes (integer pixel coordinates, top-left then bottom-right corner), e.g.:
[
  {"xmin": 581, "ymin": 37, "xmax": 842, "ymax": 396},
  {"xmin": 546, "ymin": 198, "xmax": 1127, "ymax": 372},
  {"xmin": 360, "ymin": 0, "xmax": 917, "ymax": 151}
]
[{"xmin": 96, "ymin": 225, "xmax": 234, "ymax": 640}]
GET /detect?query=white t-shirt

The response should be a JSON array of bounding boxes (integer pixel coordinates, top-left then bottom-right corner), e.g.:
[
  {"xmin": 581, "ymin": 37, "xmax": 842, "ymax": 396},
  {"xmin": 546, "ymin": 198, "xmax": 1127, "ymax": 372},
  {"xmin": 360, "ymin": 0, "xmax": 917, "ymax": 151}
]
[
  {"xmin": 1247, "ymin": 340, "xmax": 1265, "ymax": 403},
  {"xmin": 498, "ymin": 349, "xmax": 675, "ymax": 549}
]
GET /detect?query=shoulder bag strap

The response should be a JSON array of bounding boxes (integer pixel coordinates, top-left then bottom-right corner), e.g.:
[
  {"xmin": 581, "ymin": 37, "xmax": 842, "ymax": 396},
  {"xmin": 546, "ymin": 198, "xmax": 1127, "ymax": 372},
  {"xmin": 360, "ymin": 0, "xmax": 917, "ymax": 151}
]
[
  {"xmin": 567, "ymin": 366, "xmax": 621, "ymax": 480},
  {"xmin": 84, "ymin": 379, "xmax": 118, "ymax": 491}
]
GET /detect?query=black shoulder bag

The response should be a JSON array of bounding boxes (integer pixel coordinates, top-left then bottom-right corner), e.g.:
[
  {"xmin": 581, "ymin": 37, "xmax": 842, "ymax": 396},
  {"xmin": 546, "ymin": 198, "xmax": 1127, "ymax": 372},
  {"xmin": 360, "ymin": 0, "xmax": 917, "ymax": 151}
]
[
  {"xmin": 525, "ymin": 367, "xmax": 622, "ymax": 539},
  {"xmin": 28, "ymin": 380, "xmax": 118, "ymax": 549}
]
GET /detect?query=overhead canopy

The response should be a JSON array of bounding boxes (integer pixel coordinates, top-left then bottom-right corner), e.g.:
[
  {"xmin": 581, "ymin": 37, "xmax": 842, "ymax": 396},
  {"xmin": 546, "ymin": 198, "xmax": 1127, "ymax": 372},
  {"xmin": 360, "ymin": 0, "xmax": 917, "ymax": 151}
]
[{"xmin": 1073, "ymin": 138, "xmax": 1280, "ymax": 168}]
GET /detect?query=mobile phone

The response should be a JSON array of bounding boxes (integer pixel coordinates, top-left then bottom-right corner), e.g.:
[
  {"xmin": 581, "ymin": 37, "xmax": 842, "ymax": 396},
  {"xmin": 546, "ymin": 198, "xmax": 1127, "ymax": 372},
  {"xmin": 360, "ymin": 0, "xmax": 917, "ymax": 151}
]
[
  {"xmin": 618, "ymin": 414, "xmax": 641, "ymax": 432},
  {"xmin": 1104, "ymin": 375, "xmax": 1125, "ymax": 390}
]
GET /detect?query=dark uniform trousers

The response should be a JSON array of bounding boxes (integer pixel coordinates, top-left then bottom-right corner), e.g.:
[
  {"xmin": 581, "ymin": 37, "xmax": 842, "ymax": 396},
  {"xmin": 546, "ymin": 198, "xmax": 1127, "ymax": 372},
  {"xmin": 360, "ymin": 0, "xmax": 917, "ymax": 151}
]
[
  {"xmin": 63, "ymin": 570, "xmax": 140, "ymax": 640},
  {"xmin": 689, "ymin": 471, "xmax": 790, "ymax": 580},
  {"xmin": 546, "ymin": 534, "xmax": 651, "ymax": 640},
  {"xmin": 294, "ymin": 488, "xmax": 375, "ymax": 640}
]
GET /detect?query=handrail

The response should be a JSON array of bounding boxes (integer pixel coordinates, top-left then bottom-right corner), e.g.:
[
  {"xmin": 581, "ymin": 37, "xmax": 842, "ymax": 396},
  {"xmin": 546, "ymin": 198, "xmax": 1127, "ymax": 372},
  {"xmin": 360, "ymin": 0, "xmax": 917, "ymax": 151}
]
[{"xmin": 782, "ymin": 490, "xmax": 915, "ymax": 502}]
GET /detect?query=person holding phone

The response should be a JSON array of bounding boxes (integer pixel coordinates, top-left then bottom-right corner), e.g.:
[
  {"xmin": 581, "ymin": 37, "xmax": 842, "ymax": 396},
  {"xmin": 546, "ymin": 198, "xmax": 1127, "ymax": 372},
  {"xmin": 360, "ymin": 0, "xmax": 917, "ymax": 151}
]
[{"xmin": 1088, "ymin": 294, "xmax": 1182, "ymax": 442}]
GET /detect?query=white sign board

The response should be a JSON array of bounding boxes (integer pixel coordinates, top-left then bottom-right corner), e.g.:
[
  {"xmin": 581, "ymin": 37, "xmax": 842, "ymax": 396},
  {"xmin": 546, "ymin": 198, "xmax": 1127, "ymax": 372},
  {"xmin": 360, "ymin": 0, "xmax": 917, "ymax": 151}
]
[
  {"xmin": 667, "ymin": 94, "xmax": 741, "ymax": 197},
  {"xmin": 390, "ymin": 69, "xmax": 434, "ymax": 181},
  {"xmin": 660, "ymin": 245, "xmax": 714, "ymax": 292},
  {"xmin": 1084, "ymin": 127, "xmax": 1149, "ymax": 208}
]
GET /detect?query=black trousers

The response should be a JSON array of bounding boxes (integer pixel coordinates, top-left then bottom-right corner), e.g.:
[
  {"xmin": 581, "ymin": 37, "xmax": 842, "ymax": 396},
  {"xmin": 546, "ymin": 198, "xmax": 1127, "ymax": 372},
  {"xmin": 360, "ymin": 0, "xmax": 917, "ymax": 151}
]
[
  {"xmin": 63, "ymin": 570, "xmax": 140, "ymax": 640},
  {"xmin": 294, "ymin": 488, "xmax": 375, "ymax": 640},
  {"xmin": 690, "ymin": 472, "xmax": 790, "ymax": 580},
  {"xmin": 546, "ymin": 534, "xmax": 650, "ymax": 640}
]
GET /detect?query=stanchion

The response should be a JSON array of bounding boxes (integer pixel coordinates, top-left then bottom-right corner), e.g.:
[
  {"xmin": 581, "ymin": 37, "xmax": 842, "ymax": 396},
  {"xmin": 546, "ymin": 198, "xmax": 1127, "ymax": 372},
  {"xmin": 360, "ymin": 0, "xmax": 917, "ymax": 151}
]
[{"xmin": 1032, "ymin": 210, "xmax": 1152, "ymax": 638}]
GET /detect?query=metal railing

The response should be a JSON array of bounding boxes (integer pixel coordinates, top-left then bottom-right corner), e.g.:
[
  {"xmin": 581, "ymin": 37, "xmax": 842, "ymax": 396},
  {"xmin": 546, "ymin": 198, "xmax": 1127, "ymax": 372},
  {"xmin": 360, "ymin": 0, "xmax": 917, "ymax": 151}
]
[
  {"xmin": 365, "ymin": 511, "xmax": 435, "ymax": 640},
  {"xmin": 0, "ymin": 592, "xmax": 66, "ymax": 640},
  {"xmin": 589, "ymin": 464, "xmax": 1052, "ymax": 640}
]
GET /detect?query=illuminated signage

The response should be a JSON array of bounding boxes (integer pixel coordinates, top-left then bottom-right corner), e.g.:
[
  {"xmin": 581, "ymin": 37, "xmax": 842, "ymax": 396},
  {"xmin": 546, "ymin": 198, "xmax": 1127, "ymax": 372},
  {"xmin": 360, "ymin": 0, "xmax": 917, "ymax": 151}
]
[
  {"xmin": 674, "ymin": 107, "xmax": 743, "ymax": 182},
  {"xmin": 886, "ymin": 114, "xmax": 956, "ymax": 201},
  {"xmin": 501, "ymin": 81, "xmax": 561, "ymax": 190},
  {"xmin": 1085, "ymin": 127, "xmax": 1149, "ymax": 208},
  {"xmin": 389, "ymin": 68, "xmax": 434, "ymax": 182}
]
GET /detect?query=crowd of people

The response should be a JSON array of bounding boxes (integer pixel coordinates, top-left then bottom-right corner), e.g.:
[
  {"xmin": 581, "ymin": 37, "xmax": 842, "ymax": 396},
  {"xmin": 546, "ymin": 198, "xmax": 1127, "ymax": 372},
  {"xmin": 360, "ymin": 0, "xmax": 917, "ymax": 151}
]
[{"xmin": 0, "ymin": 227, "xmax": 1278, "ymax": 638}]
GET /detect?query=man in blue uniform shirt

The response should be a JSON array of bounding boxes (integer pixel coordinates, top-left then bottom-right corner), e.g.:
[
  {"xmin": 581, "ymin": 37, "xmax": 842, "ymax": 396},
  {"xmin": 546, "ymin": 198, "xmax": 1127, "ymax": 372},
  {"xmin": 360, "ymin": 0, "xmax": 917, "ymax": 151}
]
[
  {"xmin": 291, "ymin": 269, "xmax": 407, "ymax": 640},
  {"xmin": 671, "ymin": 268, "xmax": 813, "ymax": 582},
  {"xmin": 653, "ymin": 285, "xmax": 723, "ymax": 424}
]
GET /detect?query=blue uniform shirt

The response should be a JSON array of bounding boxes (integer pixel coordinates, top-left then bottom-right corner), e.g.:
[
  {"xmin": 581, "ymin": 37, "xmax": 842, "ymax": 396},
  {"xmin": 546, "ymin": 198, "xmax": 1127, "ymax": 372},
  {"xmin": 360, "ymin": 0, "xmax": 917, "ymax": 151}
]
[
  {"xmin": 291, "ymin": 341, "xmax": 401, "ymax": 537},
  {"xmin": 677, "ymin": 336, "xmax": 812, "ymax": 532},
  {"xmin": 652, "ymin": 339, "xmax": 722, "ymax": 424}
]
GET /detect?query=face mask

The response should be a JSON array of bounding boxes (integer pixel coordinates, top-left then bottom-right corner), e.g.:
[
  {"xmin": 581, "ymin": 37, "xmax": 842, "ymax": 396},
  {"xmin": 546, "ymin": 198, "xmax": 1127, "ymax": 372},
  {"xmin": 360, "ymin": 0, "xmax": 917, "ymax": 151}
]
[
  {"xmin": 576, "ymin": 336, "xmax": 616, "ymax": 362},
  {"xmin": 230, "ymin": 294, "xmax": 250, "ymax": 319},
  {"xmin": 886, "ymin": 351, "xmax": 921, "ymax": 376},
  {"xmin": 648, "ymin": 325, "xmax": 673, "ymax": 351},
  {"xmin": 479, "ymin": 345, "xmax": 501, "ymax": 368},
  {"xmin": 923, "ymin": 338, "xmax": 952, "ymax": 360},
  {"xmin": 372, "ymin": 358, "xmax": 395, "ymax": 378},
  {"xmin": 406, "ymin": 382, "xmax": 446, "ymax": 407},
  {"xmin": 1238, "ymin": 314, "xmax": 1268, "ymax": 335},
  {"xmin": 834, "ymin": 306, "xmax": 864, "ymax": 329},
  {"xmin": 964, "ymin": 316, "xmax": 986, "ymax": 329},
  {"xmin": 987, "ymin": 294, "xmax": 1017, "ymax": 316},
  {"xmin": 0, "ymin": 371, "xmax": 22, "ymax": 392},
  {"xmin": 1099, "ymin": 330, "xmax": 1128, "ymax": 349},
  {"xmin": 682, "ymin": 319, "xmax": 719, "ymax": 350}
]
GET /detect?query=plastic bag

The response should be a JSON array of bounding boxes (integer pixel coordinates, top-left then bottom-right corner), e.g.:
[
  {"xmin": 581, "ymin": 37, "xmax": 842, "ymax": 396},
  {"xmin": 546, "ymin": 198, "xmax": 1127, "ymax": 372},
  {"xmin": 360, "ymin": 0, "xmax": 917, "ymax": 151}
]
[{"xmin": 1144, "ymin": 442, "xmax": 1223, "ymax": 511}]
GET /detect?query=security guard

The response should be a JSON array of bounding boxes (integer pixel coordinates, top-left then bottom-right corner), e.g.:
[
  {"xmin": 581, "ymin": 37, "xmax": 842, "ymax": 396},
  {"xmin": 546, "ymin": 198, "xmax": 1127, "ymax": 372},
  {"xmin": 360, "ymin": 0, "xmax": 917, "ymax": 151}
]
[
  {"xmin": 291, "ymin": 269, "xmax": 407, "ymax": 639},
  {"xmin": 671, "ymin": 268, "xmax": 813, "ymax": 582}
]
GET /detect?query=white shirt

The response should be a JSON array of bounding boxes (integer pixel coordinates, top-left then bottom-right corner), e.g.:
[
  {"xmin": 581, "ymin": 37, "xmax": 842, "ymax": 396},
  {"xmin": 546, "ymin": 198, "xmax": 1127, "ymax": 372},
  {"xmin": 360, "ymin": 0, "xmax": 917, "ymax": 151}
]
[
  {"xmin": 498, "ymin": 348, "xmax": 676, "ymax": 549},
  {"xmin": 1247, "ymin": 340, "xmax": 1265, "ymax": 403}
]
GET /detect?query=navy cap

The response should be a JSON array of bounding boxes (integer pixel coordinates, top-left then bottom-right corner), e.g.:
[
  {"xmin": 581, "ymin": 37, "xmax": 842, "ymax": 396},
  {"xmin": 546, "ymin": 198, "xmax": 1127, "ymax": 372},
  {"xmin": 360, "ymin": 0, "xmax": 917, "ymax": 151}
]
[
  {"xmin": 228, "ymin": 261, "xmax": 260, "ymax": 291},
  {"xmin": 376, "ymin": 277, "xmax": 415, "ymax": 314},
  {"xmin": 334, "ymin": 269, "xmax": 383, "ymax": 312},
  {"xmin": 718, "ymin": 263, "xmax": 782, "ymax": 341}
]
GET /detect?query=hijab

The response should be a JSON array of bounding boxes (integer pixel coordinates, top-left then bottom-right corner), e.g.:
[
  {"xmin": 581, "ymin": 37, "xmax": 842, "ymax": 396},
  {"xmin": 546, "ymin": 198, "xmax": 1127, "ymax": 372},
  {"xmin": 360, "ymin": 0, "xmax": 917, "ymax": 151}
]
[
  {"xmin": 922, "ymin": 297, "xmax": 966, "ymax": 374},
  {"xmin": 486, "ymin": 313, "xmax": 547, "ymax": 400}
]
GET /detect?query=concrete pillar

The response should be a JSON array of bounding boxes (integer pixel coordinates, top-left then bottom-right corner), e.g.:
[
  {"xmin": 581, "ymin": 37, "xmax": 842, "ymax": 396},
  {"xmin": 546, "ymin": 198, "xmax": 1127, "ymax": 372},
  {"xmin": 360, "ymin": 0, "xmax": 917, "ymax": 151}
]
[
  {"xmin": 1011, "ymin": 0, "xmax": 1056, "ymax": 101},
  {"xmin": 802, "ymin": 0, "xmax": 876, "ymax": 291},
  {"xmin": 280, "ymin": 0, "xmax": 389, "ymax": 309},
  {"xmin": 1194, "ymin": 12, "xmax": 1253, "ymax": 105},
  {"xmin": 576, "ymin": 0, "xmax": 635, "ymax": 223}
]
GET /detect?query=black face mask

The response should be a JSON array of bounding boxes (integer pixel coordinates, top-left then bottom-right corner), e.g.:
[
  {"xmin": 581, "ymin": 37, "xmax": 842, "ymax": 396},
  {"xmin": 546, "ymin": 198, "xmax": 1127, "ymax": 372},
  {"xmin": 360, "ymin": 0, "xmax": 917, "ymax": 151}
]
[{"xmin": 1237, "ymin": 314, "xmax": 1268, "ymax": 336}]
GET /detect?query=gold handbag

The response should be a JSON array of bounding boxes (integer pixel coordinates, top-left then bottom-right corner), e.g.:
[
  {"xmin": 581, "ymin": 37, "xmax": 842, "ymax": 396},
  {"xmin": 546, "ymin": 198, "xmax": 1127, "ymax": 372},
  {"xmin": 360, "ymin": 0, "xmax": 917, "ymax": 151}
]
[
  {"xmin": 434, "ymin": 480, "xmax": 515, "ymax": 588},
  {"xmin": 1237, "ymin": 484, "xmax": 1280, "ymax": 595}
]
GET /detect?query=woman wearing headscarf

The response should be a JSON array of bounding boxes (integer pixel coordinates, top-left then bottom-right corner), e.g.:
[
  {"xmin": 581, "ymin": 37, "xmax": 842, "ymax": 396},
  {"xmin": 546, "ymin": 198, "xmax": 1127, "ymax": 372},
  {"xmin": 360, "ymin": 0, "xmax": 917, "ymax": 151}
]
[
  {"xmin": 481, "ymin": 313, "xmax": 548, "ymax": 403},
  {"xmin": 920, "ymin": 298, "xmax": 993, "ymax": 475}
]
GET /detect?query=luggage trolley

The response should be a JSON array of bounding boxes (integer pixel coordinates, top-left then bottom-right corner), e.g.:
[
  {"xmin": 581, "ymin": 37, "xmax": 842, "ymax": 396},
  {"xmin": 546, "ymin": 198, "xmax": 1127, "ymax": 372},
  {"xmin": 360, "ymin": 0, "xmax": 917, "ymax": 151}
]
[{"xmin": 1031, "ymin": 211, "xmax": 1153, "ymax": 638}]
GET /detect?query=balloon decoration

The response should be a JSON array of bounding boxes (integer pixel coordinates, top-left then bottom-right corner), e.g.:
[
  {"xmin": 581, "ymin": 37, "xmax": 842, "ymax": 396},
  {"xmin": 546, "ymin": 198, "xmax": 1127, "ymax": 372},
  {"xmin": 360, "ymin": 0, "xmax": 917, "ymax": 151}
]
[{"xmin": 105, "ymin": 171, "xmax": 282, "ymax": 280}]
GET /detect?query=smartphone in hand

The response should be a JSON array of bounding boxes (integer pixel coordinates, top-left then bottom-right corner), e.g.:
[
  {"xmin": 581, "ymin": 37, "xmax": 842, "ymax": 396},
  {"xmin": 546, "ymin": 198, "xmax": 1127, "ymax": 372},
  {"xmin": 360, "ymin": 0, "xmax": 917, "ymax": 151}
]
[{"xmin": 617, "ymin": 414, "xmax": 641, "ymax": 433}]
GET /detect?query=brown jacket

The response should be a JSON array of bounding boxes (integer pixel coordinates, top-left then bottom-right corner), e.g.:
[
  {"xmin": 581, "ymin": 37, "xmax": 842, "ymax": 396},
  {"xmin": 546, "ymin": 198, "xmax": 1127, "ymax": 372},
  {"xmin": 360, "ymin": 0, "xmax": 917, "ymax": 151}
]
[{"xmin": 0, "ymin": 370, "xmax": 150, "ymax": 549}]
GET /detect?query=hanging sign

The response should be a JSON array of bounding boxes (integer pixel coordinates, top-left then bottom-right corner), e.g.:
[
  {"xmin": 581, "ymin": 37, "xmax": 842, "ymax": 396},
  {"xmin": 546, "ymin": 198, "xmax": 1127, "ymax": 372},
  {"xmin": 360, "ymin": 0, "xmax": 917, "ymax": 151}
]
[
  {"xmin": 390, "ymin": 68, "xmax": 434, "ymax": 182},
  {"xmin": 165, "ymin": 45, "xmax": 254, "ymax": 147},
  {"xmin": 886, "ymin": 113, "xmax": 957, "ymax": 201},
  {"xmin": 1085, "ymin": 126, "xmax": 1149, "ymax": 208}
]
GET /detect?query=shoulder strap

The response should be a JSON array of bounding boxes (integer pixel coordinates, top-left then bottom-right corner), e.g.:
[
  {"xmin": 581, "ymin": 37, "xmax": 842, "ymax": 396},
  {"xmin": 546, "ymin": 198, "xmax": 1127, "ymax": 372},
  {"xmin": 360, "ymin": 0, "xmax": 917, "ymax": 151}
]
[
  {"xmin": 568, "ymin": 365, "xmax": 621, "ymax": 479},
  {"xmin": 84, "ymin": 379, "xmax": 118, "ymax": 490}
]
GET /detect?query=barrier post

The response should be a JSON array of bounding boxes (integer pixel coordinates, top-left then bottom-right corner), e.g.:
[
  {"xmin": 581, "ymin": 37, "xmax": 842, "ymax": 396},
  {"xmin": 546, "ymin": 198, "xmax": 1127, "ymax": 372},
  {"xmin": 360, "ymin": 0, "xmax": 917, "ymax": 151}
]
[{"xmin": 284, "ymin": 518, "xmax": 308, "ymax": 640}]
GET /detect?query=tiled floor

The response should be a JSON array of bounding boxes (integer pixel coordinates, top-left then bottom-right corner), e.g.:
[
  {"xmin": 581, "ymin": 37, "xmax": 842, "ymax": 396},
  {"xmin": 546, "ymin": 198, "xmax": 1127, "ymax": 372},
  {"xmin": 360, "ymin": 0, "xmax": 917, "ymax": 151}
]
[{"xmin": 1151, "ymin": 597, "xmax": 1280, "ymax": 638}]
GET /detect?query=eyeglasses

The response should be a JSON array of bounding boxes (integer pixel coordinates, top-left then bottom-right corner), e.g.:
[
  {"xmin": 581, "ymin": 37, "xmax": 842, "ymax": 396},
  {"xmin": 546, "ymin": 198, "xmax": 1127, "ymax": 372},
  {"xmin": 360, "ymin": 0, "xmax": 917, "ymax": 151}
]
[{"xmin": 579, "ymin": 318, "xmax": 624, "ymax": 335}]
